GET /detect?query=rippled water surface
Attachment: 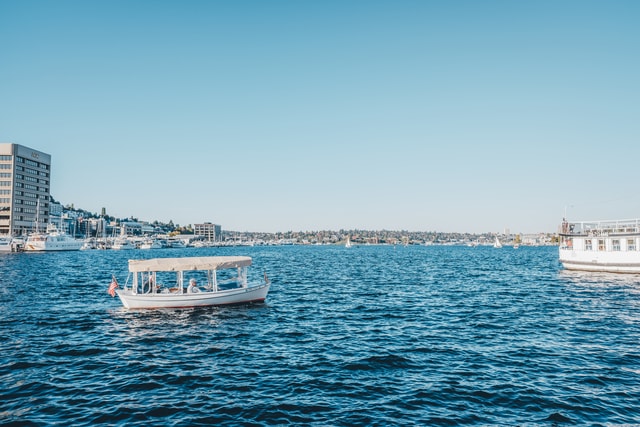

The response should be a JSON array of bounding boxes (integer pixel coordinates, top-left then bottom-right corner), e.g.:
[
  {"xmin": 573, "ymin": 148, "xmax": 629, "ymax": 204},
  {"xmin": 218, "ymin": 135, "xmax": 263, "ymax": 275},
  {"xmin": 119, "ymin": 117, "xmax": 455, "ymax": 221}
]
[{"xmin": 2, "ymin": 245, "xmax": 640, "ymax": 426}]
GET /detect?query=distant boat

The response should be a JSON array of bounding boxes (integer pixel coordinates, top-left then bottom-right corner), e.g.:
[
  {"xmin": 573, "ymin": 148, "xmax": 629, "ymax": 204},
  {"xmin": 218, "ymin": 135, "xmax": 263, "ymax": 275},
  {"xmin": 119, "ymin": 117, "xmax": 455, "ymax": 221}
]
[
  {"xmin": 0, "ymin": 236, "xmax": 23, "ymax": 252},
  {"xmin": 167, "ymin": 239, "xmax": 186, "ymax": 248},
  {"xmin": 140, "ymin": 238, "xmax": 162, "ymax": 250},
  {"xmin": 493, "ymin": 236, "xmax": 503, "ymax": 248},
  {"xmin": 80, "ymin": 238, "xmax": 96, "ymax": 250},
  {"xmin": 345, "ymin": 236, "xmax": 352, "ymax": 248},
  {"xmin": 559, "ymin": 217, "xmax": 640, "ymax": 273},
  {"xmin": 112, "ymin": 238, "xmax": 136, "ymax": 250},
  {"xmin": 24, "ymin": 223, "xmax": 82, "ymax": 252}
]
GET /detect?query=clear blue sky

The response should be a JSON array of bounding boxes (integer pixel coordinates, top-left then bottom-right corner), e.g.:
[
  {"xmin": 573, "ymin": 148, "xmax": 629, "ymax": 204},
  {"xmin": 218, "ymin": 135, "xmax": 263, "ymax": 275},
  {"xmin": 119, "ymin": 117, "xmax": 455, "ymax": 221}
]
[{"xmin": 1, "ymin": 1, "xmax": 638, "ymax": 233}]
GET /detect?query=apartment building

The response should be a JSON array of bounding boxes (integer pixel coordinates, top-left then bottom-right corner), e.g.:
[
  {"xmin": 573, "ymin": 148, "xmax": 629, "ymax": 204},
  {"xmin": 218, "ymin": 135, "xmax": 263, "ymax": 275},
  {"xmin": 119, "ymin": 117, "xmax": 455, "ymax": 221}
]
[
  {"xmin": 0, "ymin": 143, "xmax": 52, "ymax": 236},
  {"xmin": 194, "ymin": 222, "xmax": 221, "ymax": 242}
]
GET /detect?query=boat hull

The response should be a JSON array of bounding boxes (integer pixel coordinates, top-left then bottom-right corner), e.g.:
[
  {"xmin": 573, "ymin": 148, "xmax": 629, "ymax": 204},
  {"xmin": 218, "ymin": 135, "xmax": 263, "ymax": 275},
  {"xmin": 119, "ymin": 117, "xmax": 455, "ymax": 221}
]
[
  {"xmin": 559, "ymin": 248, "xmax": 640, "ymax": 274},
  {"xmin": 116, "ymin": 283, "xmax": 270, "ymax": 309},
  {"xmin": 24, "ymin": 243, "xmax": 83, "ymax": 251}
]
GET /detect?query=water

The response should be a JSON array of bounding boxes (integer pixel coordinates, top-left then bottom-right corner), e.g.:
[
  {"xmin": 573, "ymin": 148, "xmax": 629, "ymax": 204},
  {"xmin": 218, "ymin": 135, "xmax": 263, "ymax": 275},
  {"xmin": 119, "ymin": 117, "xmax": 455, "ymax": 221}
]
[{"xmin": 1, "ymin": 245, "xmax": 639, "ymax": 426}]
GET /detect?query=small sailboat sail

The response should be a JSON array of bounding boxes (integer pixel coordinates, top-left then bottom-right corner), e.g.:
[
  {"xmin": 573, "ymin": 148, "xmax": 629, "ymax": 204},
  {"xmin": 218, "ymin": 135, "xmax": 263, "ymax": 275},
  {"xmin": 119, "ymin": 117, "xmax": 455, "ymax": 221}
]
[
  {"xmin": 345, "ymin": 236, "xmax": 352, "ymax": 248},
  {"xmin": 493, "ymin": 236, "xmax": 503, "ymax": 248}
]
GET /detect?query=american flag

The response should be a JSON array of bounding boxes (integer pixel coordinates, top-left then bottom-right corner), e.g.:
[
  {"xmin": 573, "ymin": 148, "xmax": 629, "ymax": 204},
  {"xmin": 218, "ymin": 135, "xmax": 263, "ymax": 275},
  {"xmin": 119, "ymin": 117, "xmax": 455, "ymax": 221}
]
[{"xmin": 108, "ymin": 275, "xmax": 119, "ymax": 297}]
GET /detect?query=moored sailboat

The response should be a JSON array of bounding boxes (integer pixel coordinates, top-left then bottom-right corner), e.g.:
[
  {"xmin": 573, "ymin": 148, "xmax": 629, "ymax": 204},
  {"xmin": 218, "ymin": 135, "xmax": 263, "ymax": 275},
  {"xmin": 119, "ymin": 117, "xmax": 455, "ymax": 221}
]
[{"xmin": 345, "ymin": 236, "xmax": 352, "ymax": 248}]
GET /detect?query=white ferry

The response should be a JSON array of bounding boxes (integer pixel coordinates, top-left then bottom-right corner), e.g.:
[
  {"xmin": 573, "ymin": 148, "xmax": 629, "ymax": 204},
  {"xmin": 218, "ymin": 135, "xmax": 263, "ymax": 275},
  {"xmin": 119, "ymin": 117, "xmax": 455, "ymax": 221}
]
[{"xmin": 559, "ymin": 218, "xmax": 640, "ymax": 273}]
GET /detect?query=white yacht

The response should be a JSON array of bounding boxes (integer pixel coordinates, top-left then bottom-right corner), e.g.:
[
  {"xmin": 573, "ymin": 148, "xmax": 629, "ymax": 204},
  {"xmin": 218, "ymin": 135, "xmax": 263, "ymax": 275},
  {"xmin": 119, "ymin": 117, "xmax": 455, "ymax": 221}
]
[
  {"xmin": 24, "ymin": 224, "xmax": 82, "ymax": 252},
  {"xmin": 559, "ymin": 218, "xmax": 640, "ymax": 273}
]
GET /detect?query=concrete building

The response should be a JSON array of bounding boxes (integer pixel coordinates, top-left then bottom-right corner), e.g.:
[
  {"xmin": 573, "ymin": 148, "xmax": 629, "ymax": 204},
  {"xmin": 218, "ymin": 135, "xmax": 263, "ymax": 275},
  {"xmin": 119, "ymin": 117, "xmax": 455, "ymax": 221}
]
[
  {"xmin": 0, "ymin": 143, "xmax": 52, "ymax": 236},
  {"xmin": 194, "ymin": 222, "xmax": 221, "ymax": 242}
]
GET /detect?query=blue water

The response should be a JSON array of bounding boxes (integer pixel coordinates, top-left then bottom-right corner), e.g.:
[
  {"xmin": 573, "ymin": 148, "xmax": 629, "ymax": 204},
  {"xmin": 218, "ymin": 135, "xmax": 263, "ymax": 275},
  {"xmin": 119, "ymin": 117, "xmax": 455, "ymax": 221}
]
[{"xmin": 1, "ymin": 245, "xmax": 639, "ymax": 426}]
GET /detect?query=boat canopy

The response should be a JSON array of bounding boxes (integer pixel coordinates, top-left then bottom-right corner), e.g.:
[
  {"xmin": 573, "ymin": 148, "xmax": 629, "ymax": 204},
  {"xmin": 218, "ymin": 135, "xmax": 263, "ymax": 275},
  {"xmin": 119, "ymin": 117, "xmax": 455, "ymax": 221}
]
[{"xmin": 129, "ymin": 256, "xmax": 252, "ymax": 273}]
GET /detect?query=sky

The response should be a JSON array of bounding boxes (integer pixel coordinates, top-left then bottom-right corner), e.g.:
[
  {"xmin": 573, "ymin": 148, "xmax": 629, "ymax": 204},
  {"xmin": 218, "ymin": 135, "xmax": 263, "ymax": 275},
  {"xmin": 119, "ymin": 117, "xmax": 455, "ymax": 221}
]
[{"xmin": 1, "ymin": 0, "xmax": 639, "ymax": 234}]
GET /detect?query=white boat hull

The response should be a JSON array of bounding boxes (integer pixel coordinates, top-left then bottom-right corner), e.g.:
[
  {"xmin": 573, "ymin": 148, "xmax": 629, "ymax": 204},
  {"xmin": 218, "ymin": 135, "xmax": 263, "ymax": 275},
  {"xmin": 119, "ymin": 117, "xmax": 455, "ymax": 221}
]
[
  {"xmin": 116, "ymin": 283, "xmax": 270, "ymax": 309},
  {"xmin": 24, "ymin": 240, "xmax": 83, "ymax": 251},
  {"xmin": 559, "ymin": 248, "xmax": 640, "ymax": 273}
]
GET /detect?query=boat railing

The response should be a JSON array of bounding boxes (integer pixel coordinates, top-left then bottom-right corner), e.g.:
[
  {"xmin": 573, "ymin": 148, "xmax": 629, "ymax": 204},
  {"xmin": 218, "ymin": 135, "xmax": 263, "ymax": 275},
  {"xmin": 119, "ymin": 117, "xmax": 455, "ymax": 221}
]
[{"xmin": 563, "ymin": 218, "xmax": 640, "ymax": 236}]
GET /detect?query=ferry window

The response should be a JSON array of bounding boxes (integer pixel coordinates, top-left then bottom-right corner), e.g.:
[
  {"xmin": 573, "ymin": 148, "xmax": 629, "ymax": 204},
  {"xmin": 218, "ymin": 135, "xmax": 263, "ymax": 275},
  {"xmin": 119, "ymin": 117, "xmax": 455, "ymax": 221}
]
[
  {"xmin": 585, "ymin": 239, "xmax": 592, "ymax": 251},
  {"xmin": 612, "ymin": 239, "xmax": 620, "ymax": 251},
  {"xmin": 564, "ymin": 237, "xmax": 573, "ymax": 249},
  {"xmin": 598, "ymin": 239, "xmax": 605, "ymax": 251},
  {"xmin": 629, "ymin": 239, "xmax": 637, "ymax": 251}
]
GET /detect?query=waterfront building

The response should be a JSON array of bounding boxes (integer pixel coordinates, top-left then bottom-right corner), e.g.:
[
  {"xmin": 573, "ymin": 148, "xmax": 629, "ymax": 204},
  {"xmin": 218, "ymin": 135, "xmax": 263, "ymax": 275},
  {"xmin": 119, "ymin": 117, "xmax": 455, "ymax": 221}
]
[
  {"xmin": 0, "ymin": 143, "xmax": 52, "ymax": 236},
  {"xmin": 194, "ymin": 222, "xmax": 221, "ymax": 242}
]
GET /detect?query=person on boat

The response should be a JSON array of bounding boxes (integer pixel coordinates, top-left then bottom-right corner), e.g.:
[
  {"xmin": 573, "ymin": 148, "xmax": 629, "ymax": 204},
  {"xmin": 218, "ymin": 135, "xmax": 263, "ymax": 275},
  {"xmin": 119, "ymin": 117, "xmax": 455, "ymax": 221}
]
[
  {"xmin": 143, "ymin": 275, "xmax": 156, "ymax": 293},
  {"xmin": 187, "ymin": 278, "xmax": 200, "ymax": 293}
]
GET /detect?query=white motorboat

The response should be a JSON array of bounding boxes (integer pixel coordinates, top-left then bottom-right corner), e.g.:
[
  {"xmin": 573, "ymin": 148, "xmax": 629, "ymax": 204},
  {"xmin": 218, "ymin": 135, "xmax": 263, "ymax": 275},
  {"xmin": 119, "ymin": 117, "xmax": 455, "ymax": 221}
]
[
  {"xmin": 167, "ymin": 239, "xmax": 186, "ymax": 248},
  {"xmin": 112, "ymin": 238, "xmax": 136, "ymax": 250},
  {"xmin": 24, "ymin": 224, "xmax": 82, "ymax": 251},
  {"xmin": 0, "ymin": 236, "xmax": 23, "ymax": 252},
  {"xmin": 140, "ymin": 238, "xmax": 162, "ymax": 250},
  {"xmin": 109, "ymin": 255, "xmax": 271, "ymax": 309},
  {"xmin": 80, "ymin": 238, "xmax": 96, "ymax": 250},
  {"xmin": 559, "ymin": 218, "xmax": 640, "ymax": 273}
]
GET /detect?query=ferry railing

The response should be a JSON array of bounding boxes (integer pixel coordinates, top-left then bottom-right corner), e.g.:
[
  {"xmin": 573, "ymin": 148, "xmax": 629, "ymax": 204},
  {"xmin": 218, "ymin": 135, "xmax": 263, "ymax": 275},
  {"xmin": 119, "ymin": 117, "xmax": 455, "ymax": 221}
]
[{"xmin": 563, "ymin": 219, "xmax": 640, "ymax": 236}]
